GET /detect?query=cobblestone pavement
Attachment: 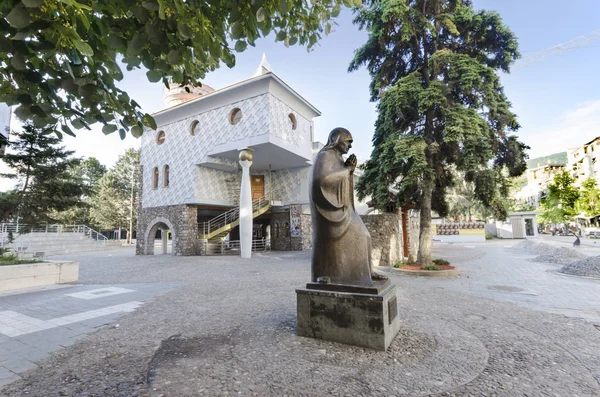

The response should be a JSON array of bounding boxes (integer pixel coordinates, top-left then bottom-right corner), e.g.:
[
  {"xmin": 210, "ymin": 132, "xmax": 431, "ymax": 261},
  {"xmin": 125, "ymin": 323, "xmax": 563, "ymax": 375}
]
[{"xmin": 0, "ymin": 243, "xmax": 597, "ymax": 396}]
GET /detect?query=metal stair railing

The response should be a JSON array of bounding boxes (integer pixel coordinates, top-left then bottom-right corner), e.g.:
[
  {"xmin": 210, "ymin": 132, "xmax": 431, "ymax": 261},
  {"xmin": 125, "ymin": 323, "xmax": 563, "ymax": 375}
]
[
  {"xmin": 198, "ymin": 196, "xmax": 271, "ymax": 239},
  {"xmin": 0, "ymin": 223, "xmax": 108, "ymax": 247}
]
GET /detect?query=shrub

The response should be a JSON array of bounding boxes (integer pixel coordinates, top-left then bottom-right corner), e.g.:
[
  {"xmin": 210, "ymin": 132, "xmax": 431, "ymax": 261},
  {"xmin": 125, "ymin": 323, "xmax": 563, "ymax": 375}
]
[
  {"xmin": 432, "ymin": 258, "xmax": 450, "ymax": 266},
  {"xmin": 485, "ymin": 231, "xmax": 493, "ymax": 240},
  {"xmin": 422, "ymin": 265, "xmax": 441, "ymax": 271},
  {"xmin": 393, "ymin": 260, "xmax": 408, "ymax": 268},
  {"xmin": 0, "ymin": 254, "xmax": 42, "ymax": 266},
  {"xmin": 393, "ymin": 259, "xmax": 419, "ymax": 268}
]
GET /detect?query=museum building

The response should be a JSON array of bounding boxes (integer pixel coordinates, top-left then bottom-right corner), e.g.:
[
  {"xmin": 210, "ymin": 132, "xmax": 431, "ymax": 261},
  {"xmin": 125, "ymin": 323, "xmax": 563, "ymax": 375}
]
[{"xmin": 135, "ymin": 56, "xmax": 319, "ymax": 256}]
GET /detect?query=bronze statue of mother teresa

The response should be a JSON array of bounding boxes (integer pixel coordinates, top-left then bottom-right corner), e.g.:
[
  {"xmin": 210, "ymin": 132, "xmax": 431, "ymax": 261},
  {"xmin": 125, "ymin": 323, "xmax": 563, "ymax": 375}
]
[{"xmin": 309, "ymin": 127, "xmax": 386, "ymax": 288}]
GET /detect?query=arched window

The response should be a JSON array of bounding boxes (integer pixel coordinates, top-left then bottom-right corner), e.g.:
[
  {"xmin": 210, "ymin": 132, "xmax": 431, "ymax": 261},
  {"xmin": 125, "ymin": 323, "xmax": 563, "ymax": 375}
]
[
  {"xmin": 190, "ymin": 120, "xmax": 200, "ymax": 136},
  {"xmin": 229, "ymin": 108, "xmax": 242, "ymax": 125},
  {"xmin": 157, "ymin": 130, "xmax": 166, "ymax": 145},
  {"xmin": 284, "ymin": 222, "xmax": 290, "ymax": 237},
  {"xmin": 163, "ymin": 165, "xmax": 170, "ymax": 187},
  {"xmin": 287, "ymin": 113, "xmax": 297, "ymax": 130},
  {"xmin": 153, "ymin": 167, "xmax": 159, "ymax": 189},
  {"xmin": 274, "ymin": 222, "xmax": 280, "ymax": 238}
]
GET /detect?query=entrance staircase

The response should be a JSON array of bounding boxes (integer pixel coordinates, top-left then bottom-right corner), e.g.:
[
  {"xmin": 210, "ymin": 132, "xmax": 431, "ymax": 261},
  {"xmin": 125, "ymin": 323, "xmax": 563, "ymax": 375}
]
[
  {"xmin": 0, "ymin": 224, "xmax": 118, "ymax": 257},
  {"xmin": 198, "ymin": 197, "xmax": 271, "ymax": 252}
]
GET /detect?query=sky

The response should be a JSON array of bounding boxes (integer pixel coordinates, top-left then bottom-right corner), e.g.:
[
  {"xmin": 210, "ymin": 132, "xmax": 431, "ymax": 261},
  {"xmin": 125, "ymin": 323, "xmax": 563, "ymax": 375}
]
[{"xmin": 2, "ymin": 0, "xmax": 600, "ymax": 189}]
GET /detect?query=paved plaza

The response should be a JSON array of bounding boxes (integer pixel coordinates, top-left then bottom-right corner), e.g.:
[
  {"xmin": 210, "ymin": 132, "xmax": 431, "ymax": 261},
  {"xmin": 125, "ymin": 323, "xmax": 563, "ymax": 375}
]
[{"xmin": 0, "ymin": 239, "xmax": 598, "ymax": 396}]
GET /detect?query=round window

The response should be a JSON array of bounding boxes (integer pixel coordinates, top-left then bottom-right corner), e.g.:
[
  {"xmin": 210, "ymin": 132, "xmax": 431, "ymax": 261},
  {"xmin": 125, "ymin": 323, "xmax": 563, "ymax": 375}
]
[
  {"xmin": 230, "ymin": 108, "xmax": 242, "ymax": 125},
  {"xmin": 287, "ymin": 113, "xmax": 297, "ymax": 130},
  {"xmin": 157, "ymin": 131, "xmax": 166, "ymax": 145},
  {"xmin": 190, "ymin": 120, "xmax": 200, "ymax": 136}
]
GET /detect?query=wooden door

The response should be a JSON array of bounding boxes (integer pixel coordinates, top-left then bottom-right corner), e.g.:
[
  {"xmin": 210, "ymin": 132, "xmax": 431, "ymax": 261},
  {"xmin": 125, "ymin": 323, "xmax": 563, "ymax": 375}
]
[{"xmin": 251, "ymin": 175, "xmax": 265, "ymax": 200}]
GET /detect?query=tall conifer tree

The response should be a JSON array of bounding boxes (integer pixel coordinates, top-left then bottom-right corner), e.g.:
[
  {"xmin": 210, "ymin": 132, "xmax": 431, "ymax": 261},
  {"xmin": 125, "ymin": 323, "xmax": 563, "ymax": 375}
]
[
  {"xmin": 0, "ymin": 123, "xmax": 87, "ymax": 224},
  {"xmin": 350, "ymin": 0, "xmax": 528, "ymax": 264}
]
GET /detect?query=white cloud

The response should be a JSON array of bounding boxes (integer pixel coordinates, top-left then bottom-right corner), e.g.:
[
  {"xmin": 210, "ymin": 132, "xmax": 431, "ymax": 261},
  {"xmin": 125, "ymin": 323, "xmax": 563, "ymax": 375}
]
[{"xmin": 521, "ymin": 100, "xmax": 600, "ymax": 158}]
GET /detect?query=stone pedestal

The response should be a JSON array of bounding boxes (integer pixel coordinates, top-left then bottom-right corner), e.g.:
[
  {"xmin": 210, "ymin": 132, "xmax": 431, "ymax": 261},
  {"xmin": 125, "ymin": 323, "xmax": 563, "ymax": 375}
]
[{"xmin": 296, "ymin": 283, "xmax": 400, "ymax": 350}]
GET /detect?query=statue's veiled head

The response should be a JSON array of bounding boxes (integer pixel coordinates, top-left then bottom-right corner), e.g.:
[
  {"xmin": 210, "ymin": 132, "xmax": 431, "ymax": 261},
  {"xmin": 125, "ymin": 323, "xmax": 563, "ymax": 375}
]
[{"xmin": 324, "ymin": 127, "xmax": 353, "ymax": 154}]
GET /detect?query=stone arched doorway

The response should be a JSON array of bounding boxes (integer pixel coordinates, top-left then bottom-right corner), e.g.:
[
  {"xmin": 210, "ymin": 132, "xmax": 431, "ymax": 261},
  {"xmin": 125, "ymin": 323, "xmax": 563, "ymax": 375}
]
[{"xmin": 144, "ymin": 217, "xmax": 176, "ymax": 255}]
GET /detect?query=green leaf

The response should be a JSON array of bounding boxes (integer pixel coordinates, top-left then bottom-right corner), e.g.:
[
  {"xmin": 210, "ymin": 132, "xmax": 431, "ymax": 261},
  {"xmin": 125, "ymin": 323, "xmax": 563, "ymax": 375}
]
[
  {"xmin": 71, "ymin": 119, "xmax": 85, "ymax": 129},
  {"xmin": 256, "ymin": 7, "xmax": 267, "ymax": 23},
  {"xmin": 61, "ymin": 124, "xmax": 76, "ymax": 137},
  {"xmin": 6, "ymin": 4, "xmax": 31, "ymax": 29},
  {"xmin": 141, "ymin": 1, "xmax": 159, "ymax": 11},
  {"xmin": 231, "ymin": 21, "xmax": 243, "ymax": 39},
  {"xmin": 276, "ymin": 30, "xmax": 287, "ymax": 41},
  {"xmin": 331, "ymin": 4, "xmax": 341, "ymax": 17},
  {"xmin": 10, "ymin": 54, "xmax": 27, "ymax": 70},
  {"xmin": 127, "ymin": 34, "xmax": 144, "ymax": 55},
  {"xmin": 167, "ymin": 49, "xmax": 182, "ymax": 64},
  {"xmin": 234, "ymin": 40, "xmax": 248, "ymax": 52},
  {"xmin": 119, "ymin": 128, "xmax": 126, "ymax": 140},
  {"xmin": 177, "ymin": 23, "xmax": 193, "ymax": 39},
  {"xmin": 102, "ymin": 124, "xmax": 118, "ymax": 134},
  {"xmin": 107, "ymin": 35, "xmax": 125, "ymax": 49},
  {"xmin": 141, "ymin": 114, "xmax": 157, "ymax": 130},
  {"xmin": 21, "ymin": 0, "xmax": 44, "ymax": 7},
  {"xmin": 279, "ymin": 0, "xmax": 289, "ymax": 14},
  {"xmin": 146, "ymin": 70, "xmax": 162, "ymax": 82},
  {"xmin": 131, "ymin": 125, "xmax": 143, "ymax": 138},
  {"xmin": 73, "ymin": 40, "xmax": 94, "ymax": 56}
]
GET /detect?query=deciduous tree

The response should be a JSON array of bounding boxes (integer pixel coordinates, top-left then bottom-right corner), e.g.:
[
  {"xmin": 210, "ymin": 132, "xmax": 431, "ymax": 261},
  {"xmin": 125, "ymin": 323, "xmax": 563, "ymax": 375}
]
[
  {"xmin": 575, "ymin": 177, "xmax": 600, "ymax": 217},
  {"xmin": 1, "ymin": 0, "xmax": 359, "ymax": 138},
  {"xmin": 539, "ymin": 171, "xmax": 579, "ymax": 226},
  {"xmin": 351, "ymin": 0, "xmax": 528, "ymax": 264},
  {"xmin": 90, "ymin": 149, "xmax": 139, "ymax": 240}
]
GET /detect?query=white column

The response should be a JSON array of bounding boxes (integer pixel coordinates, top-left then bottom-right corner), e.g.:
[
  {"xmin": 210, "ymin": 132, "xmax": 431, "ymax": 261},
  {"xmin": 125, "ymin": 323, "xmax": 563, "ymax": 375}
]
[
  {"xmin": 239, "ymin": 149, "xmax": 254, "ymax": 259},
  {"xmin": 161, "ymin": 229, "xmax": 168, "ymax": 254}
]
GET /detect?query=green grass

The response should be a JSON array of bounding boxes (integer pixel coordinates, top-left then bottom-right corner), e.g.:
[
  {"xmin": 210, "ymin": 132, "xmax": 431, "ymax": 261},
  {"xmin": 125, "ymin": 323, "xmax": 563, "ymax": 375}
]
[
  {"xmin": 0, "ymin": 254, "xmax": 43, "ymax": 266},
  {"xmin": 422, "ymin": 265, "xmax": 441, "ymax": 271},
  {"xmin": 432, "ymin": 258, "xmax": 450, "ymax": 266}
]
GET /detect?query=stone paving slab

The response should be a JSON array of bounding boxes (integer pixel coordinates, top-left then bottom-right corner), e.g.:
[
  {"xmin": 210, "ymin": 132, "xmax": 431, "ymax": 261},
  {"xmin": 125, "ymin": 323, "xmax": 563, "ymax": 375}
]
[
  {"xmin": 0, "ymin": 282, "xmax": 177, "ymax": 387},
  {"xmin": 0, "ymin": 246, "xmax": 597, "ymax": 396}
]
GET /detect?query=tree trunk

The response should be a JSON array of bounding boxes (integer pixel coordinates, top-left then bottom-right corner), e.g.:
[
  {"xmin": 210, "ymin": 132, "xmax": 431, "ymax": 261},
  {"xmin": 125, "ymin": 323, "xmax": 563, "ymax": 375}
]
[{"xmin": 417, "ymin": 178, "xmax": 434, "ymax": 266}]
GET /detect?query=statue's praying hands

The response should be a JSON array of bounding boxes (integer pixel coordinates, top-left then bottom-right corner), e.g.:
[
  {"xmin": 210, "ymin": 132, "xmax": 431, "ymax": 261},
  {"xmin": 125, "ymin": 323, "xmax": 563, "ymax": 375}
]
[{"xmin": 345, "ymin": 154, "xmax": 357, "ymax": 174}]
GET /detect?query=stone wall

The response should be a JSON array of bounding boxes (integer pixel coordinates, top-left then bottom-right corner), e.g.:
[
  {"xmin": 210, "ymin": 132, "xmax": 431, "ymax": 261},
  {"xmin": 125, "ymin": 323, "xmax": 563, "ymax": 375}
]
[
  {"xmin": 136, "ymin": 204, "xmax": 199, "ymax": 256},
  {"xmin": 270, "ymin": 208, "xmax": 310, "ymax": 251},
  {"xmin": 360, "ymin": 214, "xmax": 403, "ymax": 267},
  {"xmin": 270, "ymin": 210, "xmax": 291, "ymax": 251}
]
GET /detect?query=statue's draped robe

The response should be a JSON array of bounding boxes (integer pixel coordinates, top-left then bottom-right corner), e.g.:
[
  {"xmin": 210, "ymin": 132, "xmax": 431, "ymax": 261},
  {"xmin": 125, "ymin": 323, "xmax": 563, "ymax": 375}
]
[{"xmin": 310, "ymin": 148, "xmax": 373, "ymax": 286}]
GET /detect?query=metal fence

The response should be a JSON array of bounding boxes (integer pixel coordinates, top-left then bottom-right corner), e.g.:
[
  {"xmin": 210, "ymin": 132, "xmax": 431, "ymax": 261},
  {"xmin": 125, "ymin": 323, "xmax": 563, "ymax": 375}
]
[{"xmin": 199, "ymin": 239, "xmax": 271, "ymax": 255}]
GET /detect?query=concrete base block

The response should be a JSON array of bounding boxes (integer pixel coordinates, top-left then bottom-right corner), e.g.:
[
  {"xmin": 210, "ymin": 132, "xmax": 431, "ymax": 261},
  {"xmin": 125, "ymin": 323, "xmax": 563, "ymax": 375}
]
[
  {"xmin": 296, "ymin": 284, "xmax": 400, "ymax": 350},
  {"xmin": 0, "ymin": 261, "xmax": 79, "ymax": 293}
]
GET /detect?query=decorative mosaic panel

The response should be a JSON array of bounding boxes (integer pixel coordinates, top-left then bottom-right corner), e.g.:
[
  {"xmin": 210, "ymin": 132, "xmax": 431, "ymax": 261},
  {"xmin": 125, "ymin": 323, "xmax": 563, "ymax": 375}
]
[
  {"xmin": 194, "ymin": 167, "xmax": 240, "ymax": 204},
  {"xmin": 271, "ymin": 167, "xmax": 310, "ymax": 204},
  {"xmin": 268, "ymin": 95, "xmax": 312, "ymax": 150}
]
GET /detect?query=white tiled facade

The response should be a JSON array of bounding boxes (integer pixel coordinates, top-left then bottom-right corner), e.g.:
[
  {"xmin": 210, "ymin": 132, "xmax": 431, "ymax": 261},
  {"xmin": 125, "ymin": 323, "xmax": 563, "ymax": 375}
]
[{"xmin": 141, "ymin": 90, "xmax": 314, "ymax": 209}]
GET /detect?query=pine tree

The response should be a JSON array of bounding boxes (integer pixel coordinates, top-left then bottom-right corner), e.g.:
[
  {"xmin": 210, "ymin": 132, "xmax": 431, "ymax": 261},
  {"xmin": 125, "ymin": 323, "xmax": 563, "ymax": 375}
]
[
  {"xmin": 350, "ymin": 0, "xmax": 528, "ymax": 264},
  {"xmin": 0, "ymin": 123, "xmax": 87, "ymax": 225}
]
